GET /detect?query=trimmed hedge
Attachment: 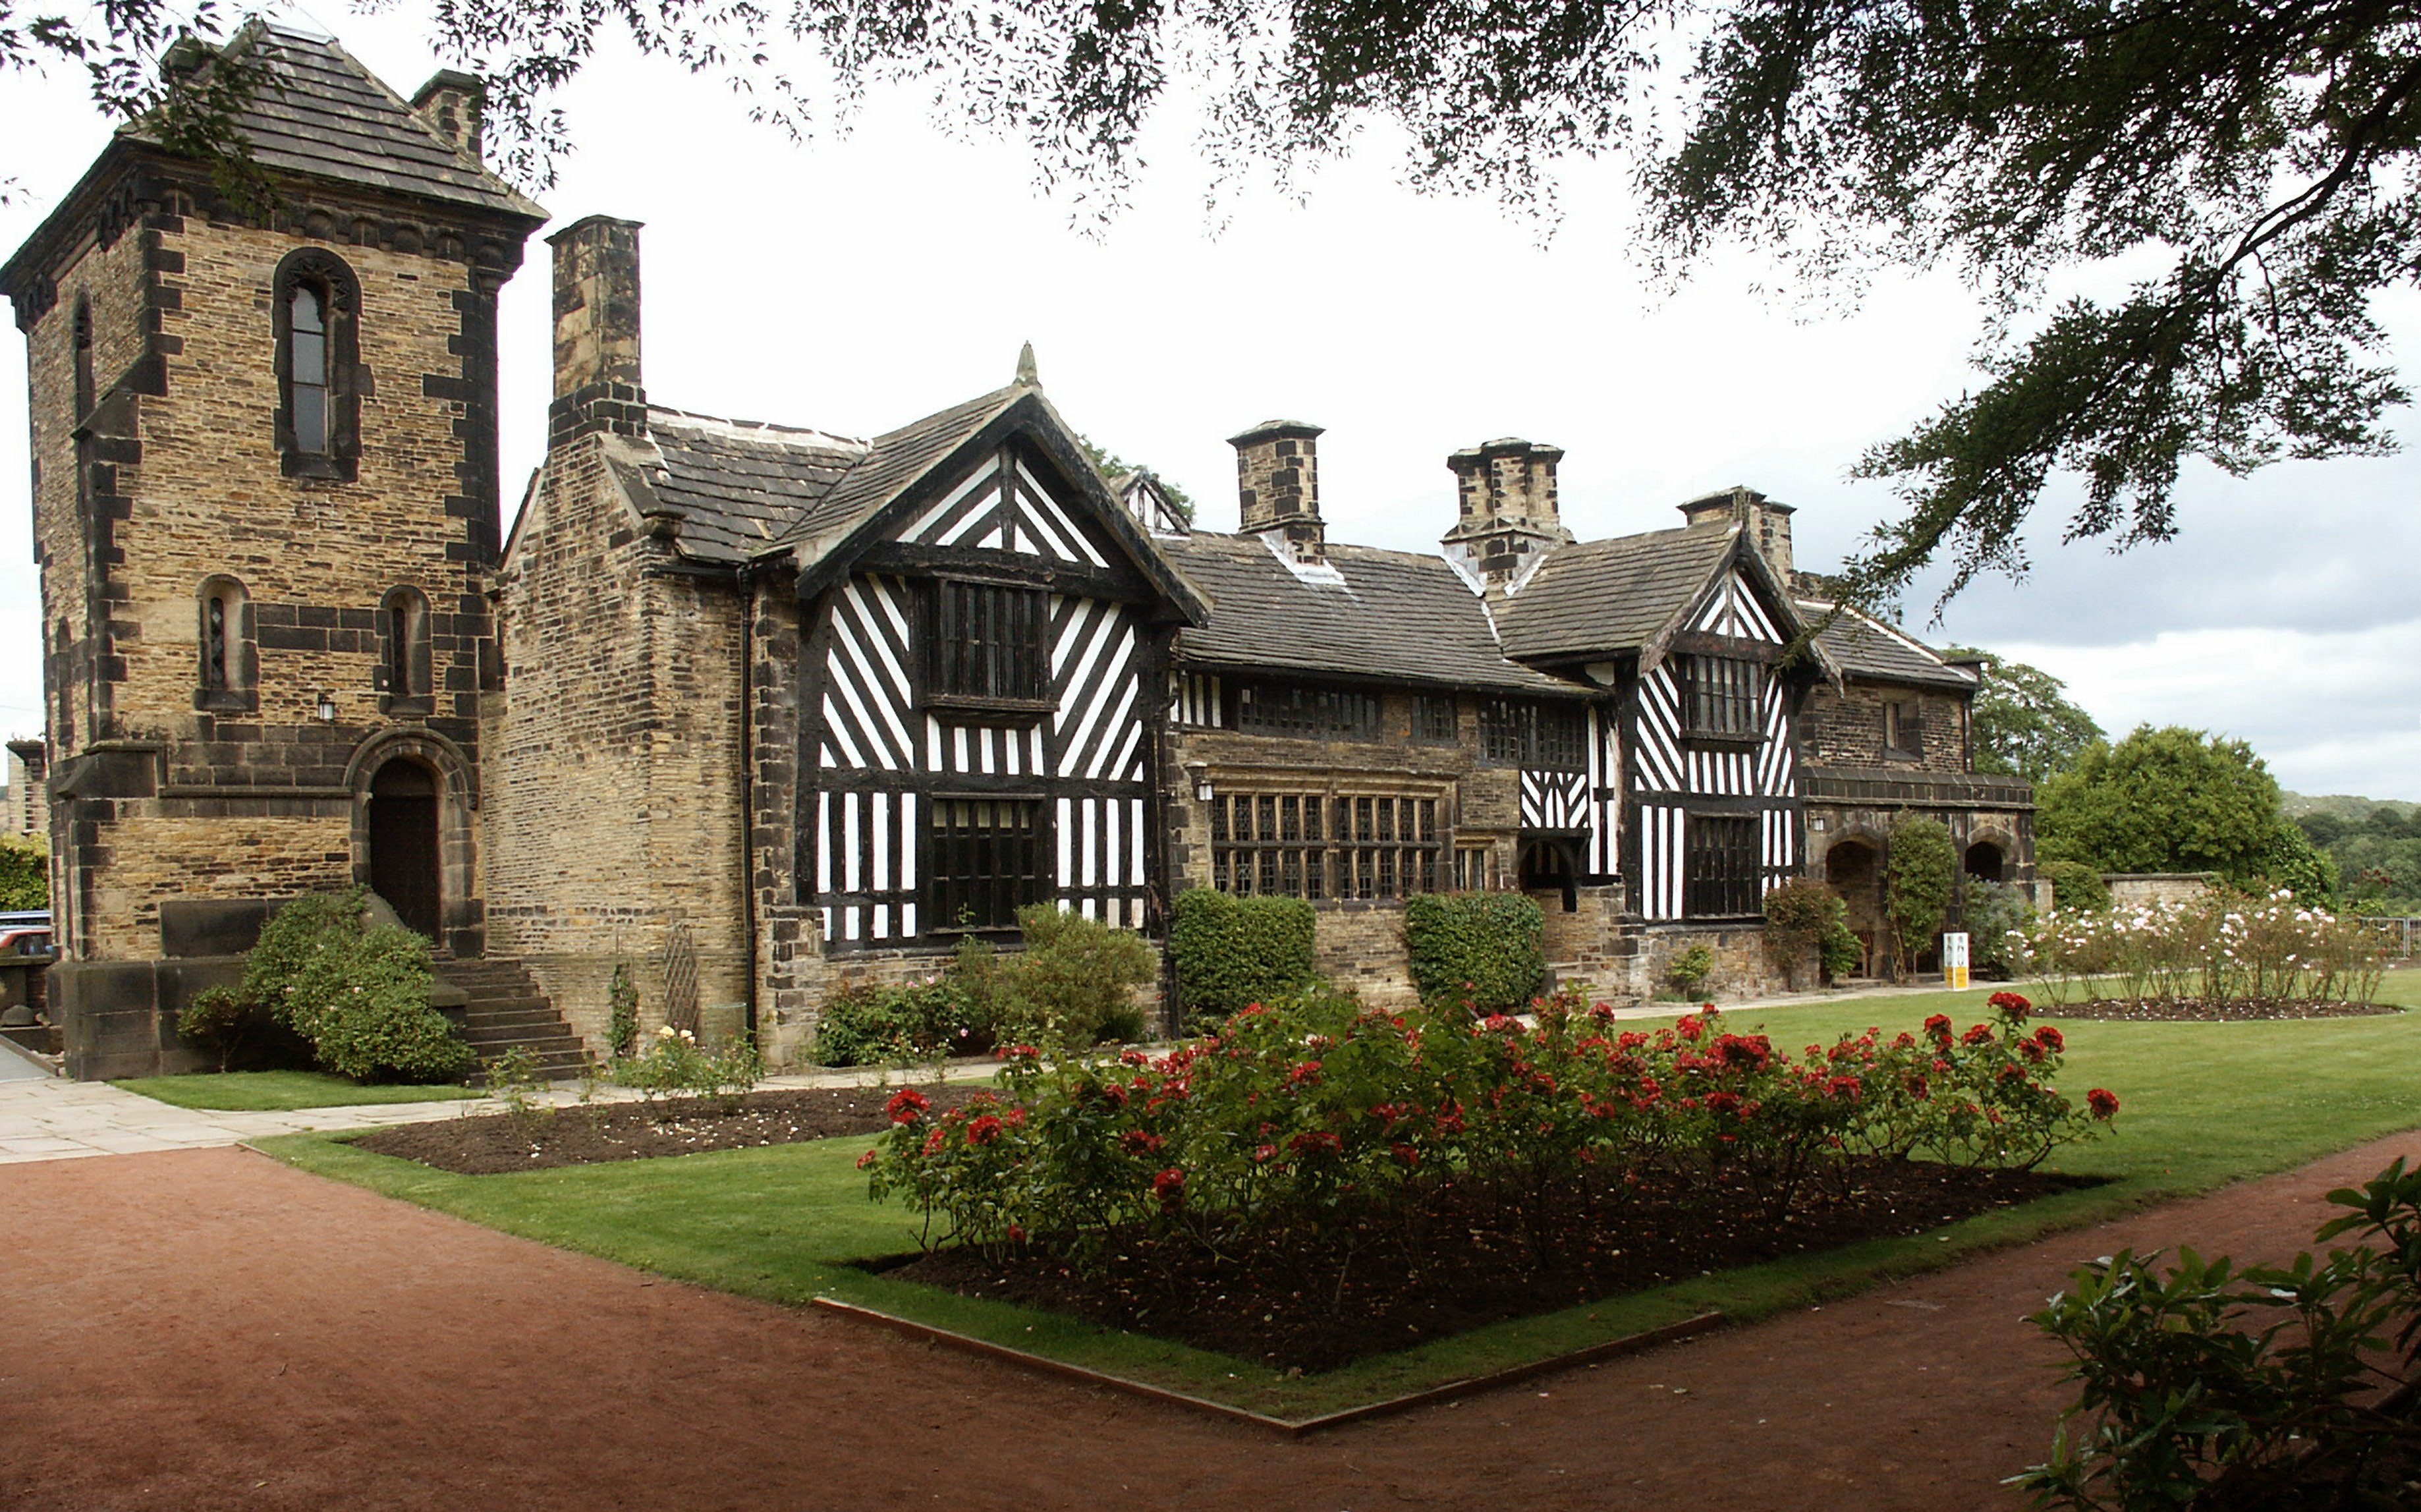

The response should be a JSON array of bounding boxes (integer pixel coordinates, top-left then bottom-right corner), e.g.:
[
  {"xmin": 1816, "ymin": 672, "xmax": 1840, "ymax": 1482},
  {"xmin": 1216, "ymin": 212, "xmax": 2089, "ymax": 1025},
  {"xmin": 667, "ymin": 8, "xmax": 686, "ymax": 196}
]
[
  {"xmin": 1404, "ymin": 891, "xmax": 1545, "ymax": 1011},
  {"xmin": 1168, "ymin": 888, "xmax": 1316, "ymax": 1022},
  {"xmin": 2041, "ymin": 859, "xmax": 2111, "ymax": 912}
]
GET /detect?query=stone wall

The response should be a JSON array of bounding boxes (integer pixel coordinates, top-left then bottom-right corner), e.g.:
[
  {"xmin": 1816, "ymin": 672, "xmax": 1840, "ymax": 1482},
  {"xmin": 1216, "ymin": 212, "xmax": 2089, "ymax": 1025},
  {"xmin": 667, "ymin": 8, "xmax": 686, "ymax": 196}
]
[
  {"xmin": 2105, "ymin": 873, "xmax": 2219, "ymax": 910},
  {"xmin": 486, "ymin": 434, "xmax": 752, "ymax": 1057},
  {"xmin": 1799, "ymin": 679, "xmax": 1972, "ymax": 774}
]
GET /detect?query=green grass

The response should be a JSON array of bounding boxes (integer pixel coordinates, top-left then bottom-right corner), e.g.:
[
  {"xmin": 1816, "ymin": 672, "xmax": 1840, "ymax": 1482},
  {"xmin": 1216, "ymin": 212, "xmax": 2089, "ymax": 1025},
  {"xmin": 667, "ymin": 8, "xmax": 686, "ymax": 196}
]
[
  {"xmin": 115, "ymin": 1069, "xmax": 480, "ymax": 1111},
  {"xmin": 258, "ymin": 971, "xmax": 2421, "ymax": 1420}
]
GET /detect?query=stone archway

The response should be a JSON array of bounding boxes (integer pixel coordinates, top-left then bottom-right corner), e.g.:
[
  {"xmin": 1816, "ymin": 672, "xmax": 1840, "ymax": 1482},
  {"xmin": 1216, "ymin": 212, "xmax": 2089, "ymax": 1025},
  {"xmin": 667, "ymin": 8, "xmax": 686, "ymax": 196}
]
[
  {"xmin": 1964, "ymin": 841, "xmax": 2007, "ymax": 883},
  {"xmin": 1823, "ymin": 837, "xmax": 1883, "ymax": 977},
  {"xmin": 1518, "ymin": 836, "xmax": 1580, "ymax": 914},
  {"xmin": 347, "ymin": 729, "xmax": 480, "ymax": 957},
  {"xmin": 368, "ymin": 758, "xmax": 441, "ymax": 940}
]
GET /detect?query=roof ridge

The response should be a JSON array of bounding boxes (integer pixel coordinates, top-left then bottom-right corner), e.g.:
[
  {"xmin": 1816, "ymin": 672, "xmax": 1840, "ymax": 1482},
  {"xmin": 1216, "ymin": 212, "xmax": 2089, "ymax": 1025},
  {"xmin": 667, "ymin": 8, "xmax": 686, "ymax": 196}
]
[{"xmin": 649, "ymin": 405, "xmax": 868, "ymax": 451}]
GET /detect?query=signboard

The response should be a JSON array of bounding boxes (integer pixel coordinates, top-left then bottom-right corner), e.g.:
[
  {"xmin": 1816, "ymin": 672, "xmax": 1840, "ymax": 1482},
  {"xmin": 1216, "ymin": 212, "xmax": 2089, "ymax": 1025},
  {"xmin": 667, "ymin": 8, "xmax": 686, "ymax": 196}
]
[{"xmin": 1942, "ymin": 931, "xmax": 1970, "ymax": 991}]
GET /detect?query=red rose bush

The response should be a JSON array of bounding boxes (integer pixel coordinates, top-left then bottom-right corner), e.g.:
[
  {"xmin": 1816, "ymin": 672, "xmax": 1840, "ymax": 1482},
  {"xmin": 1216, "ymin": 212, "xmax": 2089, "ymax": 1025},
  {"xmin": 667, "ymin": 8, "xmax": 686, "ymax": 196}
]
[{"xmin": 863, "ymin": 986, "xmax": 2113, "ymax": 1274}]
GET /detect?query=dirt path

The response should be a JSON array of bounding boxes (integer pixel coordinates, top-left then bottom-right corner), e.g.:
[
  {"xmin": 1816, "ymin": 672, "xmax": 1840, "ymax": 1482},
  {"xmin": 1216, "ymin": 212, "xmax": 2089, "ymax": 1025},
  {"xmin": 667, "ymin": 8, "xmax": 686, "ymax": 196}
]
[{"xmin": 5, "ymin": 1136, "xmax": 2416, "ymax": 1512}]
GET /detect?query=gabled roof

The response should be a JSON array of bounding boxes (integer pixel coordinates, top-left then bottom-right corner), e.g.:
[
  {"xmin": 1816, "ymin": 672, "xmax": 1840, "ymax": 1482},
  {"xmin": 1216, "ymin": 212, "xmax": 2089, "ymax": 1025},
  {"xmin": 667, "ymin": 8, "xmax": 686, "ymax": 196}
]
[
  {"xmin": 1797, "ymin": 600, "xmax": 1981, "ymax": 690},
  {"xmin": 133, "ymin": 22, "xmax": 545, "ymax": 221},
  {"xmin": 644, "ymin": 410, "xmax": 867, "ymax": 565},
  {"xmin": 764, "ymin": 385, "xmax": 1026, "ymax": 561},
  {"xmin": 1164, "ymin": 534, "xmax": 1586, "ymax": 696},
  {"xmin": 1493, "ymin": 521, "xmax": 1744, "ymax": 661}
]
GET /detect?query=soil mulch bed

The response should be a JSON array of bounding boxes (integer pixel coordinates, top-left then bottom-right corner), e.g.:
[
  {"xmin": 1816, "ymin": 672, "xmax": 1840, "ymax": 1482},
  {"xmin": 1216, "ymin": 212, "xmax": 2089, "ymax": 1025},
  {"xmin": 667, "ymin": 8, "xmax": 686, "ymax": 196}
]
[
  {"xmin": 876, "ymin": 1158, "xmax": 2100, "ymax": 1372},
  {"xmin": 352, "ymin": 1083, "xmax": 992, "ymax": 1174},
  {"xmin": 2038, "ymin": 997, "xmax": 2404, "ymax": 1022}
]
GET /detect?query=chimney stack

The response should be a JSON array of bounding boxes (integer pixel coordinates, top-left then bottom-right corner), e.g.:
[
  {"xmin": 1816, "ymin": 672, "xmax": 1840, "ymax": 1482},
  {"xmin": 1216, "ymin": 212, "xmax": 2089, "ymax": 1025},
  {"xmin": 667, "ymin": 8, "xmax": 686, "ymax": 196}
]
[
  {"xmin": 1679, "ymin": 485, "xmax": 1794, "ymax": 578},
  {"xmin": 410, "ymin": 70, "xmax": 487, "ymax": 161},
  {"xmin": 547, "ymin": 215, "xmax": 648, "ymax": 447},
  {"xmin": 1229, "ymin": 420, "xmax": 1326, "ymax": 564},
  {"xmin": 1440, "ymin": 437, "xmax": 1571, "ymax": 594}
]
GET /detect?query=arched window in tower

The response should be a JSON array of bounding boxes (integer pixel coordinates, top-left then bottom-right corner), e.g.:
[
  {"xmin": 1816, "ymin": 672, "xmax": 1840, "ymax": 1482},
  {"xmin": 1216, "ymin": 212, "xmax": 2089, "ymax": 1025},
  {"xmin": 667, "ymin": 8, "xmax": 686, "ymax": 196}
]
[
  {"xmin": 71, "ymin": 296, "xmax": 95, "ymax": 420},
  {"xmin": 271, "ymin": 249, "xmax": 362, "ymax": 481},
  {"xmin": 380, "ymin": 586, "xmax": 431, "ymax": 712},
  {"xmin": 289, "ymin": 281, "xmax": 329, "ymax": 453},
  {"xmin": 195, "ymin": 576, "xmax": 255, "ymax": 712}
]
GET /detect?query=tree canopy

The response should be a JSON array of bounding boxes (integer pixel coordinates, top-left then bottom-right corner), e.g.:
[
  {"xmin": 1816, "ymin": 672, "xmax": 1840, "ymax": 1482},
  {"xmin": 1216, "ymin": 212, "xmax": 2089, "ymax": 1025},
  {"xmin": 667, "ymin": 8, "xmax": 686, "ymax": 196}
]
[
  {"xmin": 1945, "ymin": 646, "xmax": 2104, "ymax": 785},
  {"xmin": 2037, "ymin": 725, "xmax": 2337, "ymax": 897},
  {"xmin": 13, "ymin": 3, "xmax": 2418, "ymax": 614}
]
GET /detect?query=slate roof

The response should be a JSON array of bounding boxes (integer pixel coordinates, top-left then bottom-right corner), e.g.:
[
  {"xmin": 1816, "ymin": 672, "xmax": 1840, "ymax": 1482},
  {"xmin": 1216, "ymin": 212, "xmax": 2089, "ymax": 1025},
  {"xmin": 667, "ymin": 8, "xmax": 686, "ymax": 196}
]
[
  {"xmin": 1798, "ymin": 600, "xmax": 1980, "ymax": 690},
  {"xmin": 126, "ymin": 22, "xmax": 545, "ymax": 221},
  {"xmin": 644, "ymin": 410, "xmax": 868, "ymax": 565},
  {"xmin": 766, "ymin": 385, "xmax": 1024, "ymax": 556},
  {"xmin": 1163, "ymin": 534, "xmax": 1584, "ymax": 696},
  {"xmin": 1492, "ymin": 522, "xmax": 1739, "ymax": 661}
]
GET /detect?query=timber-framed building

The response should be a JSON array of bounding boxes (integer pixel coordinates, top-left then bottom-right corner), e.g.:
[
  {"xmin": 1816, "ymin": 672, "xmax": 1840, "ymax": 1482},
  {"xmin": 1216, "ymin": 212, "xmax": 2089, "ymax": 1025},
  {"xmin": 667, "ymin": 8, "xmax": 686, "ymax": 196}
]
[{"xmin": 5, "ymin": 23, "xmax": 2032, "ymax": 1077}]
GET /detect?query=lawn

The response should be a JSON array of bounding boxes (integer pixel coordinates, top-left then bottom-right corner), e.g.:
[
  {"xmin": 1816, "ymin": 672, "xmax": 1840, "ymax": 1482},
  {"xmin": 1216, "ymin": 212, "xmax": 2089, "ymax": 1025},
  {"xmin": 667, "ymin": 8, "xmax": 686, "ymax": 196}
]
[
  {"xmin": 117, "ymin": 1069, "xmax": 481, "ymax": 1111},
  {"xmin": 261, "ymin": 972, "xmax": 2421, "ymax": 1420}
]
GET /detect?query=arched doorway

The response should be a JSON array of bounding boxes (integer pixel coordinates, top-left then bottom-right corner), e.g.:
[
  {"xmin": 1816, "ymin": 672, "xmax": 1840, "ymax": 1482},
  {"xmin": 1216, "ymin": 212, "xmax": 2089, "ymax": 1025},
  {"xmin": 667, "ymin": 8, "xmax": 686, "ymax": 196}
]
[
  {"xmin": 1964, "ymin": 841, "xmax": 2006, "ymax": 882},
  {"xmin": 1824, "ymin": 839, "xmax": 1882, "ymax": 977},
  {"xmin": 1518, "ymin": 838, "xmax": 1579, "ymax": 913},
  {"xmin": 367, "ymin": 758, "xmax": 441, "ymax": 941}
]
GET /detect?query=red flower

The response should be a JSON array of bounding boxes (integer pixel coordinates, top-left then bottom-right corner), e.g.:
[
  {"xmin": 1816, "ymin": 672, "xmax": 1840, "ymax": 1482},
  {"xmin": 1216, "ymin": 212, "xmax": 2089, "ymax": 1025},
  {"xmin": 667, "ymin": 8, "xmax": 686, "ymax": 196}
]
[
  {"xmin": 1289, "ymin": 1059, "xmax": 1323, "ymax": 1086},
  {"xmin": 922, "ymin": 1128, "xmax": 947, "ymax": 1157},
  {"xmin": 1152, "ymin": 1167, "xmax": 1186, "ymax": 1206},
  {"xmin": 2086, "ymin": 1088, "xmax": 2121, "ymax": 1120},
  {"xmin": 1924, "ymin": 1014, "xmax": 1954, "ymax": 1043},
  {"xmin": 1961, "ymin": 1022, "xmax": 1996, "ymax": 1046},
  {"xmin": 1007, "ymin": 1223, "xmax": 1026, "ymax": 1243},
  {"xmin": 1253, "ymin": 1143, "xmax": 1278, "ymax": 1163},
  {"xmin": 1825, "ymin": 1075, "xmax": 1862, "ymax": 1101},
  {"xmin": 885, "ymin": 1088, "xmax": 931, "ymax": 1125},
  {"xmin": 2033, "ymin": 1025, "xmax": 2066, "ymax": 1054},
  {"xmin": 1391, "ymin": 1142, "xmax": 1420, "ymax": 1168},
  {"xmin": 966, "ymin": 1114, "xmax": 1005, "ymax": 1146},
  {"xmin": 1989, "ymin": 991, "xmax": 2032, "ymax": 1022},
  {"xmin": 856, "ymin": 1148, "xmax": 878, "ymax": 1169},
  {"xmin": 1120, "ymin": 1129, "xmax": 1165, "ymax": 1156},
  {"xmin": 1288, "ymin": 1130, "xmax": 1344, "ymax": 1158}
]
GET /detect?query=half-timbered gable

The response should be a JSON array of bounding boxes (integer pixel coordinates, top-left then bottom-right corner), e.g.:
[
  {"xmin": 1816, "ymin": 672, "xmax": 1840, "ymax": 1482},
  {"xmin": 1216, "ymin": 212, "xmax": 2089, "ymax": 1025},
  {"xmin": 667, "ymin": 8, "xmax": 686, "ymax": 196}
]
[
  {"xmin": 766, "ymin": 380, "xmax": 1203, "ymax": 953},
  {"xmin": 1497, "ymin": 505, "xmax": 1819, "ymax": 926}
]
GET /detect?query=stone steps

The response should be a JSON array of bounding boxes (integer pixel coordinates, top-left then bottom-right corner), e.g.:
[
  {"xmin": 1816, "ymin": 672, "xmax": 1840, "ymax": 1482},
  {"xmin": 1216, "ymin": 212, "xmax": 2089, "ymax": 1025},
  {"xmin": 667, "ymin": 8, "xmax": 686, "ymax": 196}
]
[{"xmin": 434, "ymin": 959, "xmax": 589, "ymax": 1080}]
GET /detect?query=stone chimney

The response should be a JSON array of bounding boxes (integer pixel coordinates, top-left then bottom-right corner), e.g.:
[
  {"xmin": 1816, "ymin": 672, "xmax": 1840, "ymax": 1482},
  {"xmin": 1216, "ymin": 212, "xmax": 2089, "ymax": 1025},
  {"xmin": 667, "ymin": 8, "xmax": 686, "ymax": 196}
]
[
  {"xmin": 1440, "ymin": 437, "xmax": 1572, "ymax": 594},
  {"xmin": 1229, "ymin": 420, "xmax": 1326, "ymax": 564},
  {"xmin": 547, "ymin": 216, "xmax": 648, "ymax": 447},
  {"xmin": 1679, "ymin": 485, "xmax": 1794, "ymax": 578},
  {"xmin": 410, "ymin": 70, "xmax": 487, "ymax": 161}
]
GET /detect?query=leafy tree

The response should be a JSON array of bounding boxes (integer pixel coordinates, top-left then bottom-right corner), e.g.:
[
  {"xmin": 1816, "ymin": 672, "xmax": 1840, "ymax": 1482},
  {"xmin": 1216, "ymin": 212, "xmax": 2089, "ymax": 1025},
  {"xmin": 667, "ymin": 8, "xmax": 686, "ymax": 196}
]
[
  {"xmin": 1945, "ymin": 647, "xmax": 2104, "ymax": 784},
  {"xmin": 0, "ymin": 833, "xmax": 46, "ymax": 910},
  {"xmin": 2038, "ymin": 725, "xmax": 2320, "ymax": 893},
  {"xmin": 29, "ymin": 5, "xmax": 2409, "ymax": 613},
  {"xmin": 1885, "ymin": 812, "xmax": 1957, "ymax": 977}
]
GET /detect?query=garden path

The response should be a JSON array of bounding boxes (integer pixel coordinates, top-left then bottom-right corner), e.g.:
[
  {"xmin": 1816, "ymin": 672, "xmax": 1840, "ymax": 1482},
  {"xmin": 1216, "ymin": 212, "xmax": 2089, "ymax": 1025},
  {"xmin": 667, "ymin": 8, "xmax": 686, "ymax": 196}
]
[{"xmin": 5, "ymin": 1131, "xmax": 2415, "ymax": 1511}]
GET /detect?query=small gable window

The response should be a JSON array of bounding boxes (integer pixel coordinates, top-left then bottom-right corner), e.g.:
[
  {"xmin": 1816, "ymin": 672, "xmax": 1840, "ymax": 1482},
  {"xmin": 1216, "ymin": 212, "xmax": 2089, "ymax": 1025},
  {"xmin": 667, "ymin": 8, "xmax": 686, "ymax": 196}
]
[
  {"xmin": 194, "ymin": 576, "xmax": 256, "ymax": 713},
  {"xmin": 928, "ymin": 578, "xmax": 1049, "ymax": 712},
  {"xmin": 1883, "ymin": 698, "xmax": 1924, "ymax": 760},
  {"xmin": 1681, "ymin": 655, "xmax": 1762, "ymax": 741},
  {"xmin": 272, "ymin": 249, "xmax": 362, "ymax": 481}
]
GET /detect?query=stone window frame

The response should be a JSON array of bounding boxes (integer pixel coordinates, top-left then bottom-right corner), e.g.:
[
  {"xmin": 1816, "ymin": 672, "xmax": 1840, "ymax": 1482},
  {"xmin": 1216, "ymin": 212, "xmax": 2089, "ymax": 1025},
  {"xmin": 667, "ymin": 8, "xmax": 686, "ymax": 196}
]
[
  {"xmin": 271, "ymin": 248, "xmax": 364, "ymax": 483},
  {"xmin": 1412, "ymin": 691, "xmax": 1460, "ymax": 744},
  {"xmin": 193, "ymin": 574, "xmax": 258, "ymax": 714},
  {"xmin": 379, "ymin": 584, "xmax": 434, "ymax": 716},
  {"xmin": 70, "ymin": 293, "xmax": 95, "ymax": 421},
  {"xmin": 1882, "ymin": 697, "xmax": 1925, "ymax": 763}
]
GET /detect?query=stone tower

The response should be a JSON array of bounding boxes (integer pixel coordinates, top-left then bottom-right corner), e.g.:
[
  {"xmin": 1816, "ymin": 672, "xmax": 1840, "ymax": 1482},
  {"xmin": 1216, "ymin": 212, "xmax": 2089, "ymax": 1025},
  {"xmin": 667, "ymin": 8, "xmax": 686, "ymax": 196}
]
[{"xmin": 0, "ymin": 22, "xmax": 545, "ymax": 1076}]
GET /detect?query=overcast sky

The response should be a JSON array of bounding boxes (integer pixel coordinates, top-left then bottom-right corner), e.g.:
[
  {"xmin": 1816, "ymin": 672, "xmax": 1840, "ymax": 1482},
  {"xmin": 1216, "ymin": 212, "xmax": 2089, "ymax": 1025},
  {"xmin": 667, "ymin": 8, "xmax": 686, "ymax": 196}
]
[{"xmin": 4, "ymin": 7, "xmax": 2417, "ymax": 802}]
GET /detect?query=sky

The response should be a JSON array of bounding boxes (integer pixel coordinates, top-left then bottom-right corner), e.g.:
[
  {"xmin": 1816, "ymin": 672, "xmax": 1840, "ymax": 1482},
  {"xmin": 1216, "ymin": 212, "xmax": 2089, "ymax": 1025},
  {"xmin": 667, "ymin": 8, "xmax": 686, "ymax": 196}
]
[{"xmin": 3, "ymin": 7, "xmax": 2417, "ymax": 802}]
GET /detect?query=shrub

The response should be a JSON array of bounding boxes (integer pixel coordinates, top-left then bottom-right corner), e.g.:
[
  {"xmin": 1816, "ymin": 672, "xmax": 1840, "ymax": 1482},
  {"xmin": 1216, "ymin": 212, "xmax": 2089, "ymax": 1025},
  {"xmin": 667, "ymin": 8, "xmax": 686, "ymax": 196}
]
[
  {"xmin": 811, "ymin": 976, "xmax": 982, "ymax": 1067},
  {"xmin": 1962, "ymin": 878, "xmax": 2036, "ymax": 977},
  {"xmin": 1167, "ymin": 888, "xmax": 1316, "ymax": 1022},
  {"xmin": 612, "ymin": 1025, "xmax": 762, "ymax": 1110},
  {"xmin": 1404, "ymin": 891, "xmax": 1545, "ymax": 1011},
  {"xmin": 606, "ymin": 964, "xmax": 640, "ymax": 1059},
  {"xmin": 991, "ymin": 903, "xmax": 1155, "ymax": 1048},
  {"xmin": 2017, "ymin": 1158, "xmax": 2421, "ymax": 1511},
  {"xmin": 1820, "ymin": 920, "xmax": 1866, "ymax": 980},
  {"xmin": 1762, "ymin": 878, "xmax": 1847, "ymax": 988},
  {"xmin": 1663, "ymin": 941, "xmax": 1715, "ymax": 999},
  {"xmin": 0, "ymin": 833, "xmax": 46, "ymax": 910},
  {"xmin": 2041, "ymin": 859, "xmax": 2111, "ymax": 912},
  {"xmin": 2014, "ymin": 888, "xmax": 2387, "ymax": 1009},
  {"xmin": 176, "ymin": 986, "xmax": 269, "ymax": 1072},
  {"xmin": 1886, "ymin": 812, "xmax": 1957, "ymax": 975},
  {"xmin": 238, "ymin": 890, "xmax": 472, "ymax": 1083}
]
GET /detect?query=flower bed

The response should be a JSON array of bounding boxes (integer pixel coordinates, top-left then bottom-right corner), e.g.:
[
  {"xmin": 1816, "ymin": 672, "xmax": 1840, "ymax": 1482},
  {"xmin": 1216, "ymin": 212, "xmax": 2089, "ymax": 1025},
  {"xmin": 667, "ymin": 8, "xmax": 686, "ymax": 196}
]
[
  {"xmin": 860, "ymin": 987, "xmax": 2117, "ymax": 1367},
  {"xmin": 2014, "ymin": 889, "xmax": 2389, "ymax": 1011}
]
